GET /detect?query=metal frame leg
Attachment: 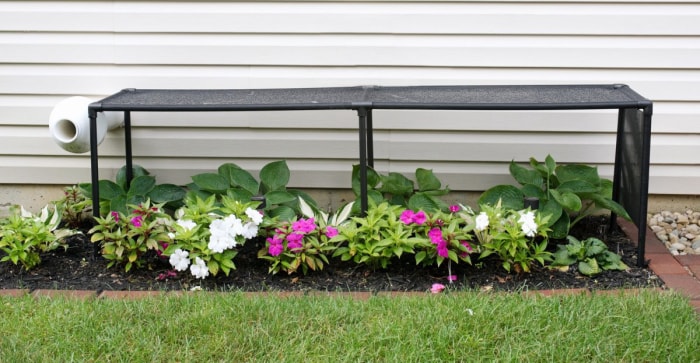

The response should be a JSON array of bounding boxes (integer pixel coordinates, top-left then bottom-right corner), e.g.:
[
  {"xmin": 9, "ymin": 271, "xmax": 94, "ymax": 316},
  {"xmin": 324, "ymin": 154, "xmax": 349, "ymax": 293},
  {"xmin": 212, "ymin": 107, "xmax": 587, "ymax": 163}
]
[{"xmin": 357, "ymin": 107, "xmax": 369, "ymax": 215}]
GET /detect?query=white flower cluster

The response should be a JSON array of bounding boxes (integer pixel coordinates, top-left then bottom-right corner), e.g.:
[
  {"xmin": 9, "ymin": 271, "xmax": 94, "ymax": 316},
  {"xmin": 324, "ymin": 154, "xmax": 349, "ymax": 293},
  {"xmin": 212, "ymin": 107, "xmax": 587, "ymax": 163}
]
[
  {"xmin": 475, "ymin": 212, "xmax": 489, "ymax": 231},
  {"xmin": 169, "ymin": 207, "xmax": 263, "ymax": 279},
  {"xmin": 518, "ymin": 210, "xmax": 538, "ymax": 237}
]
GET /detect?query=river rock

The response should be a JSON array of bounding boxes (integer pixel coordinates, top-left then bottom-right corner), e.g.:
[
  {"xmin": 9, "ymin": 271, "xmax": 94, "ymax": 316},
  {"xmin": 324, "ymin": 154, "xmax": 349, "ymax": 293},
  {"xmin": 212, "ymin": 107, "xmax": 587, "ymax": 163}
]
[{"xmin": 671, "ymin": 242, "xmax": 686, "ymax": 251}]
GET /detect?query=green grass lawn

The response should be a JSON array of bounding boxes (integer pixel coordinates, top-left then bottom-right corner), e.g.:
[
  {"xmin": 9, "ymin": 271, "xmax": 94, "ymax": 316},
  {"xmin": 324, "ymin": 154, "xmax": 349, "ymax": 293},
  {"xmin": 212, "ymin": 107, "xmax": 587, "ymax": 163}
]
[{"xmin": 1, "ymin": 290, "xmax": 698, "ymax": 362}]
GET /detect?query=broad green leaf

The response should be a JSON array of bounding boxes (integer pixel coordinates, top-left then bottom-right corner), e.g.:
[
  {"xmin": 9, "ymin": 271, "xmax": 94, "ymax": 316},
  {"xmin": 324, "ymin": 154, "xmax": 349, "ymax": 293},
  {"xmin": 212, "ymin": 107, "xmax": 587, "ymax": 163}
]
[
  {"xmin": 379, "ymin": 172, "xmax": 414, "ymax": 197},
  {"xmin": 98, "ymin": 180, "xmax": 124, "ymax": 200},
  {"xmin": 599, "ymin": 178, "xmax": 614, "ymax": 199},
  {"xmin": 415, "ymin": 168, "xmax": 441, "ymax": 191},
  {"xmin": 510, "ymin": 161, "xmax": 543, "ymax": 187},
  {"xmin": 550, "ymin": 189, "xmax": 582, "ymax": 211},
  {"xmin": 584, "ymin": 238, "xmax": 607, "ymax": 257},
  {"xmin": 408, "ymin": 192, "xmax": 447, "ymax": 212},
  {"xmin": 557, "ymin": 180, "xmax": 599, "ymax": 194},
  {"xmin": 264, "ymin": 191, "xmax": 297, "ymax": 205},
  {"xmin": 550, "ymin": 213, "xmax": 570, "ymax": 239},
  {"xmin": 219, "ymin": 163, "xmax": 260, "ymax": 195},
  {"xmin": 529, "ymin": 157, "xmax": 551, "ymax": 178},
  {"xmin": 260, "ymin": 160, "xmax": 290, "ymax": 192},
  {"xmin": 268, "ymin": 205, "xmax": 296, "ymax": 221},
  {"xmin": 584, "ymin": 193, "xmax": 631, "ymax": 221},
  {"xmin": 287, "ymin": 189, "xmax": 318, "ymax": 209},
  {"xmin": 126, "ymin": 175, "xmax": 156, "ymax": 198},
  {"xmin": 551, "ymin": 246, "xmax": 577, "ymax": 266},
  {"xmin": 545, "ymin": 154, "xmax": 556, "ymax": 174},
  {"xmin": 148, "ymin": 184, "xmax": 186, "ymax": 203},
  {"xmin": 539, "ymin": 199, "xmax": 563, "ymax": 227},
  {"xmin": 109, "ymin": 195, "xmax": 128, "ymax": 215},
  {"xmin": 555, "ymin": 164, "xmax": 600, "ymax": 185},
  {"xmin": 225, "ymin": 188, "xmax": 253, "ymax": 203},
  {"xmin": 478, "ymin": 185, "xmax": 524, "ymax": 210},
  {"xmin": 578, "ymin": 258, "xmax": 601, "ymax": 276},
  {"xmin": 521, "ymin": 184, "xmax": 545, "ymax": 200},
  {"xmin": 351, "ymin": 164, "xmax": 381, "ymax": 195},
  {"xmin": 191, "ymin": 173, "xmax": 229, "ymax": 193},
  {"xmin": 116, "ymin": 164, "xmax": 150, "ymax": 190}
]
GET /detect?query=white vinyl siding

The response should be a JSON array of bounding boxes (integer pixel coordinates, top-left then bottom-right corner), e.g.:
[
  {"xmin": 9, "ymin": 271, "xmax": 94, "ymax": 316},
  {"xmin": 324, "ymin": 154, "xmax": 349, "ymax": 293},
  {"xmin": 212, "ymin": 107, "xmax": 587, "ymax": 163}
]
[{"xmin": 0, "ymin": 1, "xmax": 699, "ymax": 194}]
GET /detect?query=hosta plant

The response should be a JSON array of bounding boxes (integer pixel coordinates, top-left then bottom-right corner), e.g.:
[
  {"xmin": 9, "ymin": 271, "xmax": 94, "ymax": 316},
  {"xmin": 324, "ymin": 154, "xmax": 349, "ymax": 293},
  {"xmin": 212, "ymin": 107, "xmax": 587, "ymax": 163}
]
[
  {"xmin": 469, "ymin": 201, "xmax": 552, "ymax": 273},
  {"xmin": 89, "ymin": 200, "xmax": 173, "ymax": 272},
  {"xmin": 479, "ymin": 155, "xmax": 631, "ymax": 239},
  {"xmin": 0, "ymin": 205, "xmax": 77, "ymax": 270},
  {"xmin": 550, "ymin": 236, "xmax": 629, "ymax": 276},
  {"xmin": 164, "ymin": 194, "xmax": 263, "ymax": 279}
]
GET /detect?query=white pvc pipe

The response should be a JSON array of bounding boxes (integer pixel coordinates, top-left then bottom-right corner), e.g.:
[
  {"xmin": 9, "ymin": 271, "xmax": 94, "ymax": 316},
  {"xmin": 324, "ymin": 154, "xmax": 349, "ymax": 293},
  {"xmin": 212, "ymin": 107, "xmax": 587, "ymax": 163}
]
[{"xmin": 48, "ymin": 96, "xmax": 122, "ymax": 153}]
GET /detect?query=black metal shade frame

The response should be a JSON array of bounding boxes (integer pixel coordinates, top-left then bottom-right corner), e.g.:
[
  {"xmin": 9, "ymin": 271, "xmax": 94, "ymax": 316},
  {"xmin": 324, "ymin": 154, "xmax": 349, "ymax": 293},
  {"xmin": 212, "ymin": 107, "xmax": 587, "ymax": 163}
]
[{"xmin": 88, "ymin": 84, "xmax": 653, "ymax": 267}]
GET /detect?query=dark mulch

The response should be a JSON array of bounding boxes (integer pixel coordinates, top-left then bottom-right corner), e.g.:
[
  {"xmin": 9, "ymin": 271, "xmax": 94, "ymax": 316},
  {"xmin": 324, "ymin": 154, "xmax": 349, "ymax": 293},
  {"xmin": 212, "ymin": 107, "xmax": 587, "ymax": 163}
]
[{"xmin": 0, "ymin": 216, "xmax": 662, "ymax": 293}]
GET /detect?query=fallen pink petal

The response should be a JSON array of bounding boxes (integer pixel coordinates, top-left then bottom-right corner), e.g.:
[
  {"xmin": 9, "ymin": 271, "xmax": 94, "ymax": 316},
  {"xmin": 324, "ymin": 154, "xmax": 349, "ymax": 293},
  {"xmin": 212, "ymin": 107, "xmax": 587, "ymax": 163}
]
[{"xmin": 431, "ymin": 283, "xmax": 446, "ymax": 293}]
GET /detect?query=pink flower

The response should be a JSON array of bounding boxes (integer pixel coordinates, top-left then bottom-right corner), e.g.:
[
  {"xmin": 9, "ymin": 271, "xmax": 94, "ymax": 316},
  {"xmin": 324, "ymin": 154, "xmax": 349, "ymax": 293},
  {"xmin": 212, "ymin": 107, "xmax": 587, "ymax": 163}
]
[
  {"xmin": 325, "ymin": 226, "xmax": 339, "ymax": 238},
  {"xmin": 286, "ymin": 233, "xmax": 304, "ymax": 252},
  {"xmin": 110, "ymin": 211, "xmax": 119, "ymax": 222},
  {"xmin": 428, "ymin": 228, "xmax": 443, "ymax": 244},
  {"xmin": 447, "ymin": 275, "xmax": 457, "ymax": 282},
  {"xmin": 412, "ymin": 211, "xmax": 426, "ymax": 225},
  {"xmin": 459, "ymin": 241, "xmax": 473, "ymax": 258},
  {"xmin": 292, "ymin": 218, "xmax": 316, "ymax": 234},
  {"xmin": 130, "ymin": 215, "xmax": 143, "ymax": 228},
  {"xmin": 437, "ymin": 242, "xmax": 449, "ymax": 258},
  {"xmin": 268, "ymin": 243, "xmax": 284, "ymax": 256},
  {"xmin": 449, "ymin": 205, "xmax": 460, "ymax": 213},
  {"xmin": 400, "ymin": 210, "xmax": 415, "ymax": 224},
  {"xmin": 431, "ymin": 283, "xmax": 446, "ymax": 293}
]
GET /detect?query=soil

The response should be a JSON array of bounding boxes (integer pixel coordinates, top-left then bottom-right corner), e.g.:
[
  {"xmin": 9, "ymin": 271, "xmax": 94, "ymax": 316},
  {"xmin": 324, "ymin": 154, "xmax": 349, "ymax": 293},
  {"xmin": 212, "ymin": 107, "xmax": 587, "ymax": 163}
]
[{"xmin": 0, "ymin": 216, "xmax": 662, "ymax": 293}]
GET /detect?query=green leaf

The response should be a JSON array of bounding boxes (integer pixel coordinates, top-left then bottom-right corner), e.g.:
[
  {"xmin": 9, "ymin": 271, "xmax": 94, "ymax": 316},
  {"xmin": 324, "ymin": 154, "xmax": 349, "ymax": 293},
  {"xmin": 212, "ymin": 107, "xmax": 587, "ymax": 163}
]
[
  {"xmin": 116, "ymin": 165, "xmax": 150, "ymax": 190},
  {"xmin": 578, "ymin": 258, "xmax": 601, "ymax": 276},
  {"xmin": 126, "ymin": 175, "xmax": 156, "ymax": 198},
  {"xmin": 585, "ymin": 193, "xmax": 631, "ymax": 221},
  {"xmin": 148, "ymin": 184, "xmax": 186, "ymax": 203},
  {"xmin": 550, "ymin": 213, "xmax": 570, "ymax": 239},
  {"xmin": 109, "ymin": 195, "xmax": 128, "ymax": 215},
  {"xmin": 379, "ymin": 172, "xmax": 414, "ymax": 197},
  {"xmin": 219, "ymin": 163, "xmax": 260, "ymax": 195},
  {"xmin": 408, "ymin": 192, "xmax": 447, "ymax": 212},
  {"xmin": 191, "ymin": 173, "xmax": 229, "ymax": 193},
  {"xmin": 545, "ymin": 155, "xmax": 557, "ymax": 174},
  {"xmin": 225, "ymin": 188, "xmax": 253, "ymax": 203},
  {"xmin": 529, "ymin": 157, "xmax": 550, "ymax": 178},
  {"xmin": 351, "ymin": 164, "xmax": 381, "ymax": 196},
  {"xmin": 510, "ymin": 161, "xmax": 544, "ymax": 187},
  {"xmin": 260, "ymin": 160, "xmax": 290, "ymax": 192},
  {"xmin": 264, "ymin": 191, "xmax": 297, "ymax": 205},
  {"xmin": 557, "ymin": 180, "xmax": 599, "ymax": 194},
  {"xmin": 584, "ymin": 238, "xmax": 608, "ymax": 257},
  {"xmin": 415, "ymin": 168, "xmax": 441, "ymax": 191},
  {"xmin": 551, "ymin": 246, "xmax": 577, "ymax": 266},
  {"xmin": 268, "ymin": 206, "xmax": 296, "ymax": 222},
  {"xmin": 550, "ymin": 189, "xmax": 582, "ymax": 211},
  {"xmin": 521, "ymin": 184, "xmax": 545, "ymax": 200},
  {"xmin": 478, "ymin": 185, "xmax": 524, "ymax": 210},
  {"xmin": 539, "ymin": 199, "xmax": 563, "ymax": 227},
  {"xmin": 415, "ymin": 251, "xmax": 427, "ymax": 265},
  {"xmin": 556, "ymin": 164, "xmax": 600, "ymax": 185},
  {"xmin": 98, "ymin": 180, "xmax": 124, "ymax": 200}
]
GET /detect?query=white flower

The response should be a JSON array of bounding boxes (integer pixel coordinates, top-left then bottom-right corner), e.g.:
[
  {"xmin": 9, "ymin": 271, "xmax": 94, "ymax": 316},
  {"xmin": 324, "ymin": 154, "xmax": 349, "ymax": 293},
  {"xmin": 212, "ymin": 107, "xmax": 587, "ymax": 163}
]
[
  {"xmin": 169, "ymin": 249, "xmax": 190, "ymax": 271},
  {"xmin": 190, "ymin": 257, "xmax": 209, "ymax": 279},
  {"xmin": 241, "ymin": 222, "xmax": 259, "ymax": 239},
  {"xmin": 176, "ymin": 219, "xmax": 197, "ymax": 231},
  {"xmin": 245, "ymin": 207, "xmax": 263, "ymax": 225},
  {"xmin": 475, "ymin": 212, "xmax": 489, "ymax": 231},
  {"xmin": 518, "ymin": 211, "xmax": 538, "ymax": 237},
  {"xmin": 223, "ymin": 214, "xmax": 244, "ymax": 236},
  {"xmin": 208, "ymin": 234, "xmax": 229, "ymax": 253}
]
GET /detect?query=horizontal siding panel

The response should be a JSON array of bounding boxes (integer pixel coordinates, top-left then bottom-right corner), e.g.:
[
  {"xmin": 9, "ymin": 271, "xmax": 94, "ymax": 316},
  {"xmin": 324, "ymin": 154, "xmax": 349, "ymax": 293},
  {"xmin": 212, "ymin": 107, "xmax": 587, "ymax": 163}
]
[
  {"xmin": 2, "ymin": 33, "xmax": 698, "ymax": 69},
  {"xmin": 2, "ymin": 65, "xmax": 699, "ymax": 102},
  {"xmin": 2, "ymin": 2, "xmax": 699, "ymax": 36}
]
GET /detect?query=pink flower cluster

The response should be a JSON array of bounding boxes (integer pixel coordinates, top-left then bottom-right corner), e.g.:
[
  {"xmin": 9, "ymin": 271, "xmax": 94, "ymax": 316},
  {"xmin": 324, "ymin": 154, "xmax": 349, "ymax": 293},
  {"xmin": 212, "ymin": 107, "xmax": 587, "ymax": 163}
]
[
  {"xmin": 267, "ymin": 218, "xmax": 339, "ymax": 257},
  {"xmin": 429, "ymin": 227, "xmax": 472, "ymax": 259},
  {"xmin": 400, "ymin": 210, "xmax": 426, "ymax": 225}
]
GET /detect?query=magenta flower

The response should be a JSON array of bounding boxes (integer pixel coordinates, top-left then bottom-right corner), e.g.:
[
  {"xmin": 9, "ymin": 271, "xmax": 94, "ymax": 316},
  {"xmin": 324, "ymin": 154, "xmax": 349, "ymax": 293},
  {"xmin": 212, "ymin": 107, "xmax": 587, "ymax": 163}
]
[
  {"xmin": 431, "ymin": 283, "xmax": 446, "ymax": 293},
  {"xmin": 447, "ymin": 275, "xmax": 457, "ymax": 282},
  {"xmin": 130, "ymin": 215, "xmax": 143, "ymax": 228},
  {"xmin": 110, "ymin": 211, "xmax": 119, "ymax": 222},
  {"xmin": 286, "ymin": 232, "xmax": 303, "ymax": 244},
  {"xmin": 459, "ymin": 241, "xmax": 473, "ymax": 258},
  {"xmin": 268, "ymin": 243, "xmax": 284, "ymax": 256},
  {"xmin": 428, "ymin": 228, "xmax": 443, "ymax": 244},
  {"xmin": 287, "ymin": 240, "xmax": 303, "ymax": 252},
  {"xmin": 292, "ymin": 218, "xmax": 317, "ymax": 234},
  {"xmin": 412, "ymin": 211, "xmax": 427, "ymax": 225},
  {"xmin": 449, "ymin": 205, "xmax": 460, "ymax": 213},
  {"xmin": 437, "ymin": 242, "xmax": 449, "ymax": 258},
  {"xmin": 400, "ymin": 210, "xmax": 415, "ymax": 224},
  {"xmin": 325, "ymin": 226, "xmax": 339, "ymax": 238}
]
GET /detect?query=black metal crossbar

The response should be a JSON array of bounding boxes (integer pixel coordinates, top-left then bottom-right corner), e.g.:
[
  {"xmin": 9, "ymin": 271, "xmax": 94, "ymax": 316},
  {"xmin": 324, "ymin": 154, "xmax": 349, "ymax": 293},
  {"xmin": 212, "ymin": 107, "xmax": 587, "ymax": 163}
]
[{"xmin": 88, "ymin": 84, "xmax": 653, "ymax": 266}]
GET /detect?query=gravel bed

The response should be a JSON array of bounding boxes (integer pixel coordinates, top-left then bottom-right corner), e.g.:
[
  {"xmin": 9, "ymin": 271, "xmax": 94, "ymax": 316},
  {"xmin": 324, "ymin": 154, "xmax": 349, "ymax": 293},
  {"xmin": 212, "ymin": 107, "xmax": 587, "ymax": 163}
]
[{"xmin": 648, "ymin": 210, "xmax": 700, "ymax": 255}]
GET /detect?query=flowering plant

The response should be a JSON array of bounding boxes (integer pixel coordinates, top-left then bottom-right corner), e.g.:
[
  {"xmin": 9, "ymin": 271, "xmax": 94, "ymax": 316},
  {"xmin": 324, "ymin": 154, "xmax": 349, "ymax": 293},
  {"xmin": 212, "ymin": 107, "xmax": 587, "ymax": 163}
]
[
  {"xmin": 409, "ymin": 205, "xmax": 475, "ymax": 268},
  {"xmin": 163, "ymin": 194, "xmax": 263, "ymax": 279},
  {"xmin": 258, "ymin": 217, "xmax": 338, "ymax": 275},
  {"xmin": 332, "ymin": 202, "xmax": 425, "ymax": 269},
  {"xmin": 89, "ymin": 200, "xmax": 173, "ymax": 272},
  {"xmin": 467, "ymin": 201, "xmax": 552, "ymax": 273}
]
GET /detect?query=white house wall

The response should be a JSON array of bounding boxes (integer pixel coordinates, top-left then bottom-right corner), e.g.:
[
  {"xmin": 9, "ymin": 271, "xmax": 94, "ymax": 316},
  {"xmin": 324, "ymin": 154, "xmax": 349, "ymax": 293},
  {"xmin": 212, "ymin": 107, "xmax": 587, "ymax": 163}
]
[{"xmin": 0, "ymin": 1, "xmax": 698, "ymax": 194}]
